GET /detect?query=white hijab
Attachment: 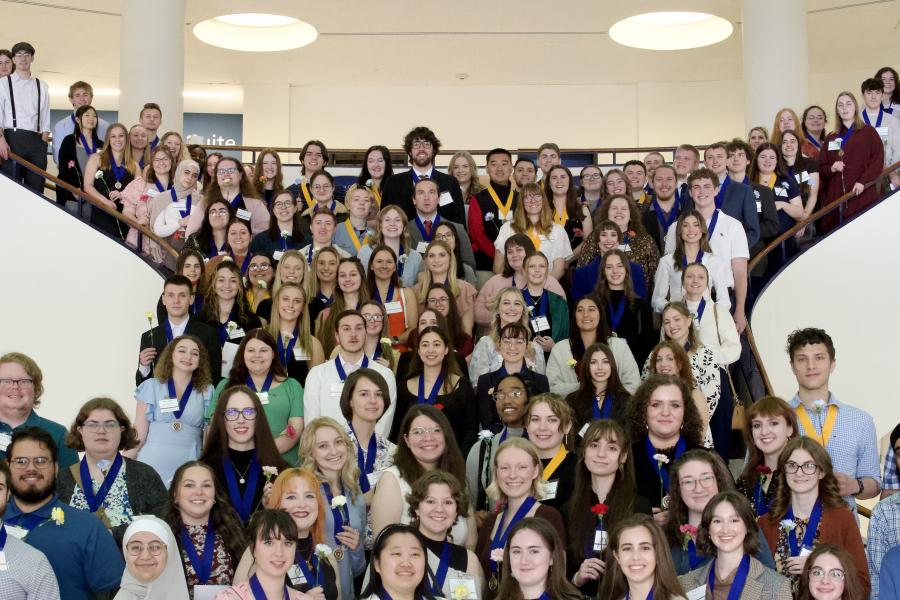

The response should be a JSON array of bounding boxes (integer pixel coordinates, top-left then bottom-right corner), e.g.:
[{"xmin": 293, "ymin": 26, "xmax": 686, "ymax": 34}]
[{"xmin": 115, "ymin": 516, "xmax": 189, "ymax": 600}]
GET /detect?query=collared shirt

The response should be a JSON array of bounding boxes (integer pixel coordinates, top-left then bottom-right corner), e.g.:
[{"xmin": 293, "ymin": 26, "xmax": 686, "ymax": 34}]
[
  {"xmin": 664, "ymin": 209, "xmax": 750, "ymax": 267},
  {"xmin": 883, "ymin": 445, "xmax": 899, "ymax": 489},
  {"xmin": 0, "ymin": 73, "xmax": 50, "ymax": 133},
  {"xmin": 51, "ymin": 113, "xmax": 110, "ymax": 164},
  {"xmin": 788, "ymin": 393, "xmax": 881, "ymax": 509},
  {"xmin": 0, "ymin": 410, "xmax": 77, "ymax": 468},
  {"xmin": 3, "ymin": 496, "xmax": 124, "ymax": 600},
  {"xmin": 168, "ymin": 317, "xmax": 189, "ymax": 338},
  {"xmin": 868, "ymin": 493, "xmax": 900, "ymax": 600},
  {"xmin": 302, "ymin": 357, "xmax": 396, "ymax": 437},
  {"xmin": 0, "ymin": 524, "xmax": 61, "ymax": 600}
]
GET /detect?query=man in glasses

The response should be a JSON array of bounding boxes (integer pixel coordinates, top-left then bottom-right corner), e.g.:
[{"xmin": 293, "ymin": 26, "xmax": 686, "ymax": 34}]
[
  {"xmin": 0, "ymin": 42, "xmax": 51, "ymax": 194},
  {"xmin": 3, "ymin": 428, "xmax": 123, "ymax": 600}
]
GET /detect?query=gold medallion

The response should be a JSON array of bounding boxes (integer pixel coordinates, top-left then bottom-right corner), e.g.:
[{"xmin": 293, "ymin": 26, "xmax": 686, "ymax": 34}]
[
  {"xmin": 333, "ymin": 546, "xmax": 345, "ymax": 561},
  {"xmin": 172, "ymin": 421, "xmax": 182, "ymax": 432},
  {"xmin": 488, "ymin": 574, "xmax": 498, "ymax": 591}
]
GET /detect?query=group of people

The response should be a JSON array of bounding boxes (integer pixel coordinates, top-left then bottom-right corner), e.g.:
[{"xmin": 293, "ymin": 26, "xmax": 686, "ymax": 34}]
[{"xmin": 1, "ymin": 40, "xmax": 900, "ymax": 600}]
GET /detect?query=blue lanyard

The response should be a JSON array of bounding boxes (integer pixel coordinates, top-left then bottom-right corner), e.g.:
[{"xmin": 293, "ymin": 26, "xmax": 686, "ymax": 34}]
[
  {"xmin": 335, "ymin": 356, "xmax": 368, "ymax": 382},
  {"xmin": 313, "ymin": 200, "xmax": 336, "ymax": 213},
  {"xmin": 223, "ymin": 452, "xmax": 260, "ymax": 522},
  {"xmin": 322, "ymin": 482, "xmax": 346, "ymax": 545},
  {"xmin": 694, "ymin": 297, "xmax": 707, "ymax": 322},
  {"xmin": 178, "ymin": 518, "xmax": 217, "ymax": 584},
  {"xmin": 862, "ymin": 107, "xmax": 884, "ymax": 128},
  {"xmin": 645, "ymin": 436, "xmax": 686, "ymax": 492},
  {"xmin": 687, "ymin": 539, "xmax": 705, "ymax": 569},
  {"xmin": 374, "ymin": 282, "xmax": 395, "ymax": 305},
  {"xmin": 522, "ymin": 288, "xmax": 548, "ymax": 318},
  {"xmin": 249, "ymin": 574, "xmax": 289, "ymax": 600},
  {"xmin": 839, "ymin": 126, "xmax": 855, "ymax": 150},
  {"xmin": 349, "ymin": 422, "xmax": 377, "ymax": 493},
  {"xmin": 489, "ymin": 496, "xmax": 537, "ymax": 573},
  {"xmin": 166, "ymin": 378, "xmax": 195, "ymax": 420},
  {"xmin": 417, "ymin": 374, "xmax": 444, "ymax": 405},
  {"xmin": 78, "ymin": 131, "xmax": 97, "ymax": 154},
  {"xmin": 625, "ymin": 589, "xmax": 654, "ymax": 600},
  {"xmin": 653, "ymin": 196, "xmax": 681, "ymax": 232},
  {"xmin": 154, "ymin": 179, "xmax": 171, "ymax": 193},
  {"xmin": 754, "ymin": 478, "xmax": 770, "ymax": 516},
  {"xmin": 79, "ymin": 453, "xmax": 124, "ymax": 512},
  {"xmin": 608, "ymin": 295, "xmax": 627, "ymax": 330},
  {"xmin": 295, "ymin": 548, "xmax": 321, "ymax": 588},
  {"xmin": 172, "ymin": 188, "xmax": 192, "ymax": 218},
  {"xmin": 681, "ymin": 250, "xmax": 704, "ymax": 270},
  {"xmin": 806, "ymin": 132, "xmax": 822, "ymax": 150},
  {"xmin": 277, "ymin": 326, "xmax": 300, "ymax": 365},
  {"xmin": 708, "ymin": 554, "xmax": 751, "ymax": 600},
  {"xmin": 592, "ymin": 392, "xmax": 613, "ymax": 420},
  {"xmin": 787, "ymin": 499, "xmax": 823, "ymax": 556},
  {"xmin": 209, "ymin": 240, "xmax": 224, "ymax": 258},
  {"xmin": 415, "ymin": 214, "xmax": 441, "ymax": 242},
  {"xmin": 0, "ymin": 524, "xmax": 6, "ymax": 552},
  {"xmin": 246, "ymin": 372, "xmax": 273, "ymax": 393},
  {"xmin": 110, "ymin": 156, "xmax": 125, "ymax": 182},
  {"xmin": 714, "ymin": 175, "xmax": 731, "ymax": 209},
  {"xmin": 229, "ymin": 251, "xmax": 251, "ymax": 274},
  {"xmin": 707, "ymin": 210, "xmax": 721, "ymax": 238},
  {"xmin": 430, "ymin": 541, "xmax": 452, "ymax": 594},
  {"xmin": 164, "ymin": 319, "xmax": 174, "ymax": 343},
  {"xmin": 229, "ymin": 193, "xmax": 244, "ymax": 211}
]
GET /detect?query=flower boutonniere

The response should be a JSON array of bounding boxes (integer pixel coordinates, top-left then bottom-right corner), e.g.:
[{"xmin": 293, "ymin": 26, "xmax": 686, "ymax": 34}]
[
  {"xmin": 331, "ymin": 494, "xmax": 349, "ymax": 519},
  {"xmin": 315, "ymin": 543, "xmax": 332, "ymax": 559},
  {"xmin": 812, "ymin": 399, "xmax": 826, "ymax": 415},
  {"xmin": 478, "ymin": 430, "xmax": 494, "ymax": 442},
  {"xmin": 434, "ymin": 403, "xmax": 445, "ymax": 411},
  {"xmin": 95, "ymin": 169, "xmax": 104, "ymax": 180},
  {"xmin": 50, "ymin": 507, "xmax": 65, "ymax": 526},
  {"xmin": 566, "ymin": 358, "xmax": 578, "ymax": 369},
  {"xmin": 280, "ymin": 230, "xmax": 290, "ymax": 239},
  {"xmin": 780, "ymin": 519, "xmax": 797, "ymax": 534},
  {"xmin": 259, "ymin": 175, "xmax": 268, "ymax": 184},
  {"xmin": 591, "ymin": 503, "xmax": 609, "ymax": 525},
  {"xmin": 226, "ymin": 321, "xmax": 238, "ymax": 338},
  {"xmin": 490, "ymin": 548, "xmax": 504, "ymax": 563},
  {"xmin": 485, "ymin": 212, "xmax": 495, "ymax": 222},
  {"xmin": 678, "ymin": 524, "xmax": 697, "ymax": 550},
  {"xmin": 653, "ymin": 453, "xmax": 669, "ymax": 508},
  {"xmin": 262, "ymin": 466, "xmax": 279, "ymax": 483}
]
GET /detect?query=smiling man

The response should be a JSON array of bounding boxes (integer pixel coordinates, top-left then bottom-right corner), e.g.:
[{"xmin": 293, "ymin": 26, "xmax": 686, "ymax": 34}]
[{"xmin": 3, "ymin": 428, "xmax": 123, "ymax": 600}]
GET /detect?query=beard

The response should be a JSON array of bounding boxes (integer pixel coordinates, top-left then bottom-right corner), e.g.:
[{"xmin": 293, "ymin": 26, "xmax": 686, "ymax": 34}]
[
  {"xmin": 411, "ymin": 152, "xmax": 433, "ymax": 168},
  {"xmin": 12, "ymin": 472, "xmax": 56, "ymax": 504}
]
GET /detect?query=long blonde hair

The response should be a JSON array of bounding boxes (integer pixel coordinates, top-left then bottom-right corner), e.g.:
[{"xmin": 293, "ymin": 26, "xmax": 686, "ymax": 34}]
[
  {"xmin": 369, "ymin": 204, "xmax": 413, "ymax": 250},
  {"xmin": 448, "ymin": 151, "xmax": 485, "ymax": 196},
  {"xmin": 512, "ymin": 182, "xmax": 553, "ymax": 236},
  {"xmin": 417, "ymin": 240, "xmax": 460, "ymax": 301},
  {"xmin": 298, "ymin": 417, "xmax": 362, "ymax": 501},
  {"xmin": 268, "ymin": 283, "xmax": 314, "ymax": 357}
]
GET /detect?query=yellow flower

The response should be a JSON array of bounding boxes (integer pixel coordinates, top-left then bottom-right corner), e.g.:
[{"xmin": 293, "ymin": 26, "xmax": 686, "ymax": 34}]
[
  {"xmin": 51, "ymin": 507, "xmax": 65, "ymax": 525},
  {"xmin": 567, "ymin": 358, "xmax": 578, "ymax": 368},
  {"xmin": 452, "ymin": 583, "xmax": 471, "ymax": 600}
]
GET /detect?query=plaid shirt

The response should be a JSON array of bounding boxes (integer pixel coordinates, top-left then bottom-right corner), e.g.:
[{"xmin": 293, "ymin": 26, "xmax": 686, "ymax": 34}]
[
  {"xmin": 884, "ymin": 445, "xmax": 899, "ymax": 489},
  {"xmin": 868, "ymin": 493, "xmax": 900, "ymax": 600}
]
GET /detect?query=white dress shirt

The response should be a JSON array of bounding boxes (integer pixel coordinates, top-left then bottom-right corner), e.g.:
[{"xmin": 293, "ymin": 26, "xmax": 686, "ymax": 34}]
[
  {"xmin": 0, "ymin": 72, "xmax": 50, "ymax": 133},
  {"xmin": 664, "ymin": 209, "xmax": 749, "ymax": 285},
  {"xmin": 303, "ymin": 354, "xmax": 397, "ymax": 436}
]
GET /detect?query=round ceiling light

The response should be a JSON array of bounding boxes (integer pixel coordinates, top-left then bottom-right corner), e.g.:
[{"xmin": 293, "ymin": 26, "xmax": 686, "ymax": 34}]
[
  {"xmin": 609, "ymin": 11, "xmax": 733, "ymax": 50},
  {"xmin": 193, "ymin": 13, "xmax": 318, "ymax": 52}
]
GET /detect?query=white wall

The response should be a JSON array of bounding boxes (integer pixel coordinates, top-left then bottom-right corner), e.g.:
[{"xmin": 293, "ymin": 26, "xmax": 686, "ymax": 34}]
[
  {"xmin": 0, "ymin": 177, "xmax": 165, "ymax": 430},
  {"xmin": 750, "ymin": 189, "xmax": 900, "ymax": 439}
]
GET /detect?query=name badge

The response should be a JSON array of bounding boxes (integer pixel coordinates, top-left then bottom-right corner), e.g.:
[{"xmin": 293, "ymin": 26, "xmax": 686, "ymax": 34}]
[
  {"xmin": 686, "ymin": 585, "xmax": 707, "ymax": 600},
  {"xmin": 828, "ymin": 139, "xmax": 841, "ymax": 151},
  {"xmin": 877, "ymin": 126, "xmax": 889, "ymax": 139},
  {"xmin": 446, "ymin": 576, "xmax": 478, "ymax": 600},
  {"xmin": 159, "ymin": 397, "xmax": 180, "ymax": 413},
  {"xmin": 293, "ymin": 347, "xmax": 310, "ymax": 361},
  {"xmin": 540, "ymin": 479, "xmax": 559, "ymax": 500},
  {"xmin": 172, "ymin": 201, "xmax": 187, "ymax": 212},
  {"xmin": 222, "ymin": 342, "xmax": 240, "ymax": 374},
  {"xmin": 193, "ymin": 585, "xmax": 232, "ymax": 600},
  {"xmin": 0, "ymin": 432, "xmax": 11, "ymax": 452},
  {"xmin": 416, "ymin": 241, "xmax": 429, "ymax": 254},
  {"xmin": 796, "ymin": 170, "xmax": 810, "ymax": 183},
  {"xmin": 257, "ymin": 392, "xmax": 269, "ymax": 405},
  {"xmin": 439, "ymin": 191, "xmax": 454, "ymax": 206},
  {"xmin": 236, "ymin": 208, "xmax": 252, "ymax": 221},
  {"xmin": 384, "ymin": 301, "xmax": 403, "ymax": 314},
  {"xmin": 774, "ymin": 186, "xmax": 788, "ymax": 197},
  {"xmin": 229, "ymin": 327, "xmax": 246, "ymax": 340},
  {"xmin": 330, "ymin": 383, "xmax": 343, "ymax": 397},
  {"xmin": 756, "ymin": 200, "xmax": 762, "ymax": 213},
  {"xmin": 287, "ymin": 564, "xmax": 307, "ymax": 586},
  {"xmin": 619, "ymin": 243, "xmax": 631, "ymax": 252},
  {"xmin": 273, "ymin": 250, "xmax": 285, "ymax": 262},
  {"xmin": 593, "ymin": 529, "xmax": 609, "ymax": 553},
  {"xmin": 5, "ymin": 525, "xmax": 28, "ymax": 540},
  {"xmin": 530, "ymin": 316, "xmax": 550, "ymax": 333},
  {"xmin": 367, "ymin": 470, "xmax": 384, "ymax": 488},
  {"xmin": 0, "ymin": 550, "xmax": 7, "ymax": 571},
  {"xmin": 579, "ymin": 422, "xmax": 589, "ymax": 437},
  {"xmin": 800, "ymin": 546, "xmax": 813, "ymax": 557}
]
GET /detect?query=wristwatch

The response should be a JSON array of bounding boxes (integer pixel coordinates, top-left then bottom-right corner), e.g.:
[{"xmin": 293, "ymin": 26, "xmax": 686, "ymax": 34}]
[{"xmin": 855, "ymin": 478, "xmax": 865, "ymax": 496}]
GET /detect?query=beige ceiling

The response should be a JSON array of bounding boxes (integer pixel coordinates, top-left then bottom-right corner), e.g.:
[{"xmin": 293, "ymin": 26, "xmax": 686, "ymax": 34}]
[{"xmin": 1, "ymin": 0, "xmax": 897, "ymax": 99}]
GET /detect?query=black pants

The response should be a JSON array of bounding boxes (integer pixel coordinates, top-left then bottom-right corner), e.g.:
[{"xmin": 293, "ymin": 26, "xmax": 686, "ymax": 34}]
[{"xmin": 1, "ymin": 129, "xmax": 47, "ymax": 194}]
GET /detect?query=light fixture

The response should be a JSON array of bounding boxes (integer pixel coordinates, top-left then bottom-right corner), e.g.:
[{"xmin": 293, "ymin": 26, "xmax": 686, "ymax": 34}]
[
  {"xmin": 193, "ymin": 13, "xmax": 318, "ymax": 52},
  {"xmin": 609, "ymin": 11, "xmax": 733, "ymax": 50}
]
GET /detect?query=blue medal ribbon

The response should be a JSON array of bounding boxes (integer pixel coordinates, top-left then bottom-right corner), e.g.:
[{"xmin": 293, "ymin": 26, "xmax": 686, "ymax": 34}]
[
  {"xmin": 625, "ymin": 589, "xmax": 654, "ymax": 600},
  {"xmin": 249, "ymin": 573, "xmax": 289, "ymax": 600},
  {"xmin": 277, "ymin": 326, "xmax": 300, "ymax": 365},
  {"xmin": 215, "ymin": 308, "xmax": 239, "ymax": 345},
  {"xmin": 430, "ymin": 541, "xmax": 452, "ymax": 594},
  {"xmin": 374, "ymin": 282, "xmax": 395, "ymax": 305},
  {"xmin": 335, "ymin": 355, "xmax": 369, "ymax": 382},
  {"xmin": 839, "ymin": 126, "xmax": 855, "ymax": 151},
  {"xmin": 172, "ymin": 188, "xmax": 192, "ymax": 218},
  {"xmin": 322, "ymin": 482, "xmax": 346, "ymax": 546},
  {"xmin": 349, "ymin": 422, "xmax": 377, "ymax": 493},
  {"xmin": 295, "ymin": 548, "xmax": 322, "ymax": 588},
  {"xmin": 79, "ymin": 453, "xmax": 124, "ymax": 513},
  {"xmin": 592, "ymin": 392, "xmax": 613, "ymax": 420},
  {"xmin": 372, "ymin": 342, "xmax": 384, "ymax": 362},
  {"xmin": 154, "ymin": 179, "xmax": 171, "ymax": 193},
  {"xmin": 862, "ymin": 107, "xmax": 884, "ymax": 128},
  {"xmin": 714, "ymin": 176, "xmax": 731, "ymax": 209},
  {"xmin": 229, "ymin": 193, "xmax": 244, "ymax": 211},
  {"xmin": 417, "ymin": 374, "xmax": 444, "ymax": 405},
  {"xmin": 681, "ymin": 250, "xmax": 704, "ymax": 270},
  {"xmin": 78, "ymin": 131, "xmax": 98, "ymax": 154},
  {"xmin": 786, "ymin": 498, "xmax": 823, "ymax": 556},
  {"xmin": 608, "ymin": 295, "xmax": 627, "ymax": 331},
  {"xmin": 0, "ymin": 523, "xmax": 5, "ymax": 551},
  {"xmin": 223, "ymin": 451, "xmax": 261, "ymax": 522},
  {"xmin": 687, "ymin": 539, "xmax": 705, "ymax": 569},
  {"xmin": 645, "ymin": 436, "xmax": 686, "ymax": 492},
  {"xmin": 694, "ymin": 297, "xmax": 707, "ymax": 322},
  {"xmin": 806, "ymin": 132, "xmax": 822, "ymax": 150},
  {"xmin": 316, "ymin": 292, "xmax": 333, "ymax": 307},
  {"xmin": 522, "ymin": 288, "xmax": 549, "ymax": 320},
  {"xmin": 111, "ymin": 156, "xmax": 125, "ymax": 184},
  {"xmin": 652, "ymin": 196, "xmax": 681, "ymax": 232},
  {"xmin": 279, "ymin": 233, "xmax": 289, "ymax": 251},
  {"xmin": 708, "ymin": 554, "xmax": 751, "ymax": 600},
  {"xmin": 209, "ymin": 240, "xmax": 224, "ymax": 258},
  {"xmin": 166, "ymin": 378, "xmax": 195, "ymax": 420},
  {"xmin": 706, "ymin": 210, "xmax": 721, "ymax": 238},
  {"xmin": 246, "ymin": 372, "xmax": 273, "ymax": 393},
  {"xmin": 489, "ymin": 496, "xmax": 538, "ymax": 574},
  {"xmin": 415, "ymin": 214, "xmax": 441, "ymax": 243},
  {"xmin": 150, "ymin": 136, "xmax": 159, "ymax": 150},
  {"xmin": 164, "ymin": 319, "xmax": 174, "ymax": 343},
  {"xmin": 307, "ymin": 244, "xmax": 316, "ymax": 265},
  {"xmin": 178, "ymin": 518, "xmax": 216, "ymax": 584},
  {"xmin": 229, "ymin": 251, "xmax": 251, "ymax": 274},
  {"xmin": 313, "ymin": 200, "xmax": 336, "ymax": 213}
]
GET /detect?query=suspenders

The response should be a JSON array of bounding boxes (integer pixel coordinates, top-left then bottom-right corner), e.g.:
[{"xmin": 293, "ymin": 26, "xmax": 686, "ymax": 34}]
[{"xmin": 5, "ymin": 75, "xmax": 41, "ymax": 132}]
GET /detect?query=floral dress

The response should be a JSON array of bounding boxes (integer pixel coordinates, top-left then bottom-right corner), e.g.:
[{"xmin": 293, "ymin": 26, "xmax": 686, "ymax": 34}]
[
  {"xmin": 69, "ymin": 462, "xmax": 133, "ymax": 527},
  {"xmin": 180, "ymin": 522, "xmax": 235, "ymax": 597},
  {"xmin": 774, "ymin": 515, "xmax": 820, "ymax": 593}
]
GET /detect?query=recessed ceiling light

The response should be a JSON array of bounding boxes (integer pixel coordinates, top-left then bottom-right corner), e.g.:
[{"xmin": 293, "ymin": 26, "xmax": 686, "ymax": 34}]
[
  {"xmin": 609, "ymin": 11, "xmax": 733, "ymax": 50},
  {"xmin": 194, "ymin": 13, "xmax": 317, "ymax": 52}
]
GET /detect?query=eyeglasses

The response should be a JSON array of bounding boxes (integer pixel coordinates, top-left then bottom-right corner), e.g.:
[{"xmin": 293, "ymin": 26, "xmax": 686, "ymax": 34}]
[
  {"xmin": 409, "ymin": 426, "xmax": 442, "ymax": 438},
  {"xmin": 126, "ymin": 541, "xmax": 166, "ymax": 556},
  {"xmin": 208, "ymin": 208, "xmax": 229, "ymax": 217},
  {"xmin": 224, "ymin": 407, "xmax": 257, "ymax": 421},
  {"xmin": 248, "ymin": 264, "xmax": 271, "ymax": 272},
  {"xmin": 411, "ymin": 140, "xmax": 433, "ymax": 149},
  {"xmin": 679, "ymin": 474, "xmax": 716, "ymax": 490},
  {"xmin": 217, "ymin": 168, "xmax": 239, "ymax": 175},
  {"xmin": 362, "ymin": 314, "xmax": 384, "ymax": 322},
  {"xmin": 810, "ymin": 567, "xmax": 845, "ymax": 581},
  {"xmin": 581, "ymin": 173, "xmax": 602, "ymax": 181},
  {"xmin": 524, "ymin": 195, "xmax": 543, "ymax": 202},
  {"xmin": 82, "ymin": 420, "xmax": 122, "ymax": 432},
  {"xmin": 427, "ymin": 297, "xmax": 449, "ymax": 306},
  {"xmin": 273, "ymin": 201, "xmax": 293, "ymax": 209},
  {"xmin": 784, "ymin": 461, "xmax": 819, "ymax": 475},
  {"xmin": 312, "ymin": 184, "xmax": 333, "ymax": 191},
  {"xmin": 0, "ymin": 378, "xmax": 34, "ymax": 389},
  {"xmin": 494, "ymin": 389, "xmax": 525, "ymax": 401},
  {"xmin": 434, "ymin": 232, "xmax": 453, "ymax": 241},
  {"xmin": 9, "ymin": 456, "xmax": 52, "ymax": 469}
]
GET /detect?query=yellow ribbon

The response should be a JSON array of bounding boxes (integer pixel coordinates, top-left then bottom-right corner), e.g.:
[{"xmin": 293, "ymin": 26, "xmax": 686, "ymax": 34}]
[
  {"xmin": 763, "ymin": 173, "xmax": 777, "ymax": 190},
  {"xmin": 527, "ymin": 226, "xmax": 542, "ymax": 250},
  {"xmin": 553, "ymin": 207, "xmax": 568, "ymax": 226},
  {"xmin": 487, "ymin": 183, "xmax": 515, "ymax": 220},
  {"xmin": 344, "ymin": 220, "xmax": 365, "ymax": 252},
  {"xmin": 795, "ymin": 403, "xmax": 838, "ymax": 449},
  {"xmin": 372, "ymin": 185, "xmax": 382, "ymax": 207},
  {"xmin": 637, "ymin": 191, "xmax": 649, "ymax": 205},
  {"xmin": 300, "ymin": 181, "xmax": 315, "ymax": 209},
  {"xmin": 542, "ymin": 446, "xmax": 568, "ymax": 481}
]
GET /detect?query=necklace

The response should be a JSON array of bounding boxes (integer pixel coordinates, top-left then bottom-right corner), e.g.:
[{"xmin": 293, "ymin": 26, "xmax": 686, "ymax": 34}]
[{"xmin": 232, "ymin": 458, "xmax": 253, "ymax": 485}]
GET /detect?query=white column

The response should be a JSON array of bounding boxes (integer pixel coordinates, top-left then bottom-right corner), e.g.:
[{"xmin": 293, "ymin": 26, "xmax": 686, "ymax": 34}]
[
  {"xmin": 741, "ymin": 0, "xmax": 808, "ymax": 132},
  {"xmin": 118, "ymin": 0, "xmax": 185, "ymax": 132}
]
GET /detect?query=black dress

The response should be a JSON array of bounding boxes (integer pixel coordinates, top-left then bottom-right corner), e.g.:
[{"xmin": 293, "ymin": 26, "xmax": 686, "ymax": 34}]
[
  {"xmin": 539, "ymin": 450, "xmax": 576, "ymax": 511},
  {"xmin": 631, "ymin": 436, "xmax": 701, "ymax": 508},
  {"xmin": 422, "ymin": 536, "xmax": 470, "ymax": 594},
  {"xmin": 390, "ymin": 376, "xmax": 479, "ymax": 452},
  {"xmin": 91, "ymin": 165, "xmax": 134, "ymax": 239},
  {"xmin": 212, "ymin": 448, "xmax": 266, "ymax": 524},
  {"xmin": 604, "ymin": 289, "xmax": 658, "ymax": 366}
]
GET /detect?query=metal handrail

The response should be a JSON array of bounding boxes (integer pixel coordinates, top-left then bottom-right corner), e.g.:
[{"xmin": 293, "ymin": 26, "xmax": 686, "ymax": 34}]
[
  {"xmin": 745, "ymin": 159, "xmax": 900, "ymax": 394},
  {"xmin": 7, "ymin": 150, "xmax": 180, "ymax": 260}
]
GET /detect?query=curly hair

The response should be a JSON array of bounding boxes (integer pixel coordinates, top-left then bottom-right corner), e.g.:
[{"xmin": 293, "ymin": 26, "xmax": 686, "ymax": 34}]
[
  {"xmin": 767, "ymin": 436, "xmax": 846, "ymax": 523},
  {"xmin": 402, "ymin": 126, "xmax": 441, "ymax": 156},
  {"xmin": 786, "ymin": 327, "xmax": 835, "ymax": 361},
  {"xmin": 152, "ymin": 335, "xmax": 213, "ymax": 390},
  {"xmin": 65, "ymin": 397, "xmax": 139, "ymax": 452},
  {"xmin": 405, "ymin": 469, "xmax": 471, "ymax": 540},
  {"xmin": 627, "ymin": 375, "xmax": 705, "ymax": 448},
  {"xmin": 647, "ymin": 341, "xmax": 697, "ymax": 388}
]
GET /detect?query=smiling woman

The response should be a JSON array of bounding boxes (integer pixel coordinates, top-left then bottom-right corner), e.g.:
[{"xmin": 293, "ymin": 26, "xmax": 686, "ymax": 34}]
[{"xmin": 118, "ymin": 515, "xmax": 190, "ymax": 600}]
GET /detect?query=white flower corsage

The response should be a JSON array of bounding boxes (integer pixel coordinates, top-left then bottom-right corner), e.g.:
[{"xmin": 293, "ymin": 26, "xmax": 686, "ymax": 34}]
[
  {"xmin": 652, "ymin": 453, "xmax": 670, "ymax": 464},
  {"xmin": 490, "ymin": 548, "xmax": 504, "ymax": 562},
  {"xmin": 330, "ymin": 495, "xmax": 348, "ymax": 509},
  {"xmin": 477, "ymin": 430, "xmax": 494, "ymax": 441}
]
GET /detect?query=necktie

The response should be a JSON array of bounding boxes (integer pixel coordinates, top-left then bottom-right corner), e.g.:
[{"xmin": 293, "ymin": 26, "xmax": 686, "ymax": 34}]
[
  {"xmin": 421, "ymin": 173, "xmax": 429, "ymax": 180},
  {"xmin": 424, "ymin": 220, "xmax": 433, "ymax": 238}
]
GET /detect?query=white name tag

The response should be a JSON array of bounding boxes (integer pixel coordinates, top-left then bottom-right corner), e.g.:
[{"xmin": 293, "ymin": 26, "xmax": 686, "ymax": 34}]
[
  {"xmin": 229, "ymin": 327, "xmax": 246, "ymax": 340},
  {"xmin": 367, "ymin": 470, "xmax": 384, "ymax": 488},
  {"xmin": 0, "ymin": 432, "xmax": 11, "ymax": 452},
  {"xmin": 579, "ymin": 422, "xmax": 589, "ymax": 437},
  {"xmin": 416, "ymin": 241, "xmax": 429, "ymax": 254},
  {"xmin": 384, "ymin": 301, "xmax": 403, "ymax": 314},
  {"xmin": 540, "ymin": 479, "xmax": 559, "ymax": 500},
  {"xmin": 293, "ymin": 347, "xmax": 309, "ymax": 361},
  {"xmin": 0, "ymin": 550, "xmax": 7, "ymax": 571},
  {"xmin": 439, "ymin": 191, "xmax": 454, "ymax": 206},
  {"xmin": 593, "ymin": 529, "xmax": 609, "ymax": 553},
  {"xmin": 756, "ymin": 200, "xmax": 762, "ymax": 213},
  {"xmin": 530, "ymin": 316, "xmax": 550, "ymax": 333},
  {"xmin": 222, "ymin": 342, "xmax": 239, "ymax": 374},
  {"xmin": 257, "ymin": 392, "xmax": 269, "ymax": 405},
  {"xmin": 686, "ymin": 585, "xmax": 707, "ymax": 600},
  {"xmin": 236, "ymin": 208, "xmax": 252, "ymax": 221},
  {"xmin": 619, "ymin": 243, "xmax": 631, "ymax": 252},
  {"xmin": 877, "ymin": 126, "xmax": 889, "ymax": 139},
  {"xmin": 800, "ymin": 546, "xmax": 813, "ymax": 557},
  {"xmin": 330, "ymin": 383, "xmax": 343, "ymax": 397},
  {"xmin": 273, "ymin": 250, "xmax": 285, "ymax": 262},
  {"xmin": 172, "ymin": 201, "xmax": 187, "ymax": 212},
  {"xmin": 5, "ymin": 525, "xmax": 28, "ymax": 540},
  {"xmin": 159, "ymin": 397, "xmax": 180, "ymax": 413},
  {"xmin": 774, "ymin": 186, "xmax": 788, "ymax": 197},
  {"xmin": 193, "ymin": 585, "xmax": 232, "ymax": 600},
  {"xmin": 797, "ymin": 170, "xmax": 810, "ymax": 183},
  {"xmin": 446, "ymin": 575, "xmax": 478, "ymax": 600},
  {"xmin": 287, "ymin": 564, "xmax": 307, "ymax": 586},
  {"xmin": 828, "ymin": 139, "xmax": 842, "ymax": 151}
]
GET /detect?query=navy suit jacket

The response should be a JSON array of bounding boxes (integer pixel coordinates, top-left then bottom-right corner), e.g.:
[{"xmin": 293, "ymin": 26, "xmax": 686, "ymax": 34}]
[
  {"xmin": 136, "ymin": 317, "xmax": 222, "ymax": 385},
  {"xmin": 380, "ymin": 168, "xmax": 466, "ymax": 226}
]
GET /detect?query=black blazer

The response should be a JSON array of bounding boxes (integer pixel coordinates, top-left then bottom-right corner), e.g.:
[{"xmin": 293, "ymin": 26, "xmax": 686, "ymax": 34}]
[
  {"xmin": 475, "ymin": 367, "xmax": 550, "ymax": 432},
  {"xmin": 380, "ymin": 168, "xmax": 466, "ymax": 226},
  {"xmin": 57, "ymin": 133, "xmax": 99, "ymax": 205},
  {"xmin": 136, "ymin": 317, "xmax": 222, "ymax": 385},
  {"xmin": 641, "ymin": 200, "xmax": 685, "ymax": 253}
]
